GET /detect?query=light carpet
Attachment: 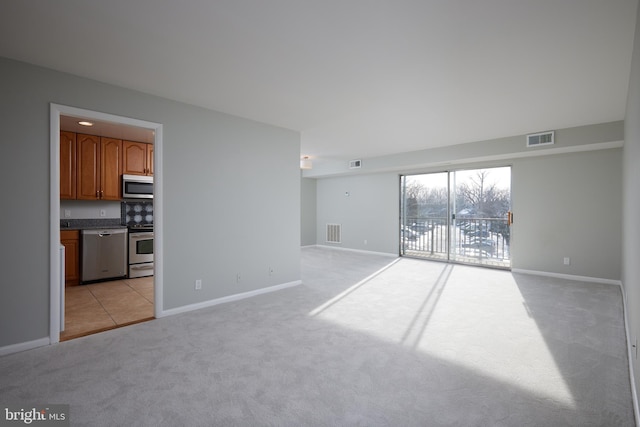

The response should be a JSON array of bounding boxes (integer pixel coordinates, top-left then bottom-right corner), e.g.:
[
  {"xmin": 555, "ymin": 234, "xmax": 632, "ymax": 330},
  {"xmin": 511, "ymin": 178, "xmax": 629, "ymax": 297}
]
[{"xmin": 0, "ymin": 246, "xmax": 635, "ymax": 426}]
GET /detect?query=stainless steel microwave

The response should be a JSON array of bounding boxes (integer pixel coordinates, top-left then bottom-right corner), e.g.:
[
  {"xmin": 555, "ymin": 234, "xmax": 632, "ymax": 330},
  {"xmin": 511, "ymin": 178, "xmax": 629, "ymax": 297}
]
[{"xmin": 122, "ymin": 174, "xmax": 153, "ymax": 199}]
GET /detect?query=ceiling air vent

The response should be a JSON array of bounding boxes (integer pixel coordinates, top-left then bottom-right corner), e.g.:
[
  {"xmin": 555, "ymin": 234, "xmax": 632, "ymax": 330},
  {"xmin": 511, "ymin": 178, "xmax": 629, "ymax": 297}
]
[
  {"xmin": 349, "ymin": 159, "xmax": 362, "ymax": 169},
  {"xmin": 526, "ymin": 131, "xmax": 554, "ymax": 148}
]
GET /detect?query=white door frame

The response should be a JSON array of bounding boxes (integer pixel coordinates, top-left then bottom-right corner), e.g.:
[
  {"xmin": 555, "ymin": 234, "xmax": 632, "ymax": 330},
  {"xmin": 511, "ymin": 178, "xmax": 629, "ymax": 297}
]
[{"xmin": 49, "ymin": 104, "xmax": 164, "ymax": 344}]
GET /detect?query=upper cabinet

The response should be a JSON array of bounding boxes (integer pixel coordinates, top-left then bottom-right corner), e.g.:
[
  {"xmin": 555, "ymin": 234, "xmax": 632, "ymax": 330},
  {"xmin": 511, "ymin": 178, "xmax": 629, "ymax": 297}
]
[
  {"xmin": 123, "ymin": 141, "xmax": 153, "ymax": 176},
  {"xmin": 147, "ymin": 144, "xmax": 154, "ymax": 175},
  {"xmin": 76, "ymin": 134, "xmax": 122, "ymax": 200},
  {"xmin": 100, "ymin": 137, "xmax": 123, "ymax": 200},
  {"xmin": 61, "ymin": 131, "xmax": 151, "ymax": 200},
  {"xmin": 76, "ymin": 133, "xmax": 100, "ymax": 200},
  {"xmin": 60, "ymin": 131, "xmax": 77, "ymax": 200}
]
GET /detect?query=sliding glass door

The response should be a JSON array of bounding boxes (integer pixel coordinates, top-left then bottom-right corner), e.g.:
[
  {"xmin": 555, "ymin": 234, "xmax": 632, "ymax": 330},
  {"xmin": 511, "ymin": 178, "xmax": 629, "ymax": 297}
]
[
  {"xmin": 401, "ymin": 172, "xmax": 450, "ymax": 261},
  {"xmin": 401, "ymin": 166, "xmax": 512, "ymax": 268}
]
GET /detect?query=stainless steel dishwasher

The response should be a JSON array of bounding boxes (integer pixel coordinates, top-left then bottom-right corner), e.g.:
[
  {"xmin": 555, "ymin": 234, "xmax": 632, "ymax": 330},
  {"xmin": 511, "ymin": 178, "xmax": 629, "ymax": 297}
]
[{"xmin": 81, "ymin": 228, "xmax": 128, "ymax": 282}]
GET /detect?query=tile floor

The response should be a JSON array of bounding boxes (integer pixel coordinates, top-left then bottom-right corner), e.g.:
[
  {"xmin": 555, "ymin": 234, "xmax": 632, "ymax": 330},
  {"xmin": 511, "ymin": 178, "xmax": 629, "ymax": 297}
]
[{"xmin": 61, "ymin": 276, "xmax": 154, "ymax": 341}]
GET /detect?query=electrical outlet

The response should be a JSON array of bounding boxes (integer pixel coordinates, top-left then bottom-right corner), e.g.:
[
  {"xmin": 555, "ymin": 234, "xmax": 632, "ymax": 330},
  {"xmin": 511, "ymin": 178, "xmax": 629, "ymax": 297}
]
[
  {"xmin": 236, "ymin": 273, "xmax": 241, "ymax": 282},
  {"xmin": 563, "ymin": 257, "xmax": 571, "ymax": 265},
  {"xmin": 195, "ymin": 279, "xmax": 202, "ymax": 290},
  {"xmin": 364, "ymin": 239, "xmax": 368, "ymax": 245},
  {"xmin": 99, "ymin": 209, "xmax": 106, "ymax": 217},
  {"xmin": 64, "ymin": 209, "xmax": 71, "ymax": 218},
  {"xmin": 269, "ymin": 267, "xmax": 274, "ymax": 276}
]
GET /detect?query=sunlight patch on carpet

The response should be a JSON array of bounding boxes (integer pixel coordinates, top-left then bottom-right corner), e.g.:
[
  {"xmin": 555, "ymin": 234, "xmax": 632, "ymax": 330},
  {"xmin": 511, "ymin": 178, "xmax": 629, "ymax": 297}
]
[{"xmin": 309, "ymin": 259, "xmax": 576, "ymax": 408}]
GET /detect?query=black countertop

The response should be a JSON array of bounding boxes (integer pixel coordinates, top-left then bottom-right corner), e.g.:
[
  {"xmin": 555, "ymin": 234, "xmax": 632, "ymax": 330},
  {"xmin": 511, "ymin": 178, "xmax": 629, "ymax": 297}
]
[{"xmin": 60, "ymin": 219, "xmax": 126, "ymax": 230}]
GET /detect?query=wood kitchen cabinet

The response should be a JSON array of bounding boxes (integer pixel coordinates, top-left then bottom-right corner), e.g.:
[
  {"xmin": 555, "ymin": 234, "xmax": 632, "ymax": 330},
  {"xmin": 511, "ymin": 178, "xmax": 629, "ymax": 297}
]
[
  {"xmin": 147, "ymin": 144, "xmax": 154, "ymax": 175},
  {"xmin": 123, "ymin": 141, "xmax": 153, "ymax": 176},
  {"xmin": 60, "ymin": 131, "xmax": 76, "ymax": 199},
  {"xmin": 100, "ymin": 137, "xmax": 123, "ymax": 199},
  {"xmin": 76, "ymin": 134, "xmax": 122, "ymax": 200},
  {"xmin": 60, "ymin": 230, "xmax": 80, "ymax": 286}
]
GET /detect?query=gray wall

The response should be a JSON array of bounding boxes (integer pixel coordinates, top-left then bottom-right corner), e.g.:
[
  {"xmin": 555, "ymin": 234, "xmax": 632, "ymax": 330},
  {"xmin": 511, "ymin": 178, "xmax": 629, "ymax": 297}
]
[
  {"xmin": 316, "ymin": 173, "xmax": 398, "ymax": 254},
  {"xmin": 305, "ymin": 121, "xmax": 623, "ymax": 178},
  {"xmin": 623, "ymin": 0, "xmax": 640, "ymax": 408},
  {"xmin": 0, "ymin": 57, "xmax": 301, "ymax": 347},
  {"xmin": 315, "ymin": 144, "xmax": 623, "ymax": 281},
  {"xmin": 512, "ymin": 149, "xmax": 622, "ymax": 279},
  {"xmin": 300, "ymin": 176, "xmax": 317, "ymax": 246}
]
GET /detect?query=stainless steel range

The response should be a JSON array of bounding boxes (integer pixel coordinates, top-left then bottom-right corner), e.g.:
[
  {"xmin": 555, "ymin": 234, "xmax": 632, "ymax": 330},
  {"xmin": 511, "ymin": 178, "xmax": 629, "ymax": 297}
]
[
  {"xmin": 122, "ymin": 200, "xmax": 154, "ymax": 279},
  {"xmin": 128, "ymin": 224, "xmax": 154, "ymax": 278}
]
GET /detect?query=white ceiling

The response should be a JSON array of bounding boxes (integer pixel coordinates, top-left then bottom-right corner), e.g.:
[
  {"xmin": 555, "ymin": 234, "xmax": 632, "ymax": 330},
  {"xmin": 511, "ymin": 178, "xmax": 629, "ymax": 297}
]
[
  {"xmin": 60, "ymin": 115, "xmax": 155, "ymax": 143},
  {"xmin": 1, "ymin": 1, "xmax": 637, "ymax": 163}
]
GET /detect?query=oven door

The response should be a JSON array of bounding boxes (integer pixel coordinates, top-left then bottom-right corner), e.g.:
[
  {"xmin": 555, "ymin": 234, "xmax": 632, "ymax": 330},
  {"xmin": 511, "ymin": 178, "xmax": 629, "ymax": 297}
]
[{"xmin": 129, "ymin": 232, "xmax": 154, "ymax": 264}]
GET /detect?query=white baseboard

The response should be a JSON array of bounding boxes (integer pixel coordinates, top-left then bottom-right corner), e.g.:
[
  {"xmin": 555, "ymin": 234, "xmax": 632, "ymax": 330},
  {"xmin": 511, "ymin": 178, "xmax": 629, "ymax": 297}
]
[
  {"xmin": 312, "ymin": 244, "xmax": 397, "ymax": 258},
  {"xmin": 1, "ymin": 281, "xmax": 303, "ymax": 356},
  {"xmin": 0, "ymin": 337, "xmax": 50, "ymax": 357},
  {"xmin": 511, "ymin": 268, "xmax": 622, "ymax": 286},
  {"xmin": 157, "ymin": 280, "xmax": 302, "ymax": 318}
]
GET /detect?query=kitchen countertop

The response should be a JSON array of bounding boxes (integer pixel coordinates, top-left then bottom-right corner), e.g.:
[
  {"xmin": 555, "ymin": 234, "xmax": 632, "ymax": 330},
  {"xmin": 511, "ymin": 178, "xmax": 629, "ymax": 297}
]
[
  {"xmin": 60, "ymin": 219, "xmax": 127, "ymax": 230},
  {"xmin": 61, "ymin": 225, "xmax": 128, "ymax": 230}
]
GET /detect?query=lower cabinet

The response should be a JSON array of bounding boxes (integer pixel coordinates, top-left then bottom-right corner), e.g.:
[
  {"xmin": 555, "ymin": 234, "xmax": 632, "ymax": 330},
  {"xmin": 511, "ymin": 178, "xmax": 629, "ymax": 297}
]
[{"xmin": 60, "ymin": 230, "xmax": 80, "ymax": 286}]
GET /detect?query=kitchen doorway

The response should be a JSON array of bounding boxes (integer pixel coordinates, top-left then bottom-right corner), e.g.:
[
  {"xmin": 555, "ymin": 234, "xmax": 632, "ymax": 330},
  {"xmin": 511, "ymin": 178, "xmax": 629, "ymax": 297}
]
[
  {"xmin": 400, "ymin": 166, "xmax": 512, "ymax": 269},
  {"xmin": 49, "ymin": 104, "xmax": 164, "ymax": 343}
]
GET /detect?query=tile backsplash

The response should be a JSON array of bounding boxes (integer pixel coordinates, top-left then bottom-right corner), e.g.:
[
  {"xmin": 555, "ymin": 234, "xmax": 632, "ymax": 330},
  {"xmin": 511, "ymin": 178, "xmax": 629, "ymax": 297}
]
[{"xmin": 121, "ymin": 201, "xmax": 154, "ymax": 227}]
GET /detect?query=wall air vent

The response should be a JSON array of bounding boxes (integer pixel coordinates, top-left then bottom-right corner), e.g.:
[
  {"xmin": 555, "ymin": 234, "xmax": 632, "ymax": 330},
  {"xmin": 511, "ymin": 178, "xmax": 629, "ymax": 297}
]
[
  {"xmin": 527, "ymin": 131, "xmax": 555, "ymax": 148},
  {"xmin": 349, "ymin": 159, "xmax": 362, "ymax": 169},
  {"xmin": 326, "ymin": 223, "xmax": 341, "ymax": 243}
]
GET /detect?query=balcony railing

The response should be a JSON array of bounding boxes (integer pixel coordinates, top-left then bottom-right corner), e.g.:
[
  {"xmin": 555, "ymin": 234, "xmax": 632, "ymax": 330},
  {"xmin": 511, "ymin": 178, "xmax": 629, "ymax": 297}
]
[{"xmin": 402, "ymin": 217, "xmax": 511, "ymax": 268}]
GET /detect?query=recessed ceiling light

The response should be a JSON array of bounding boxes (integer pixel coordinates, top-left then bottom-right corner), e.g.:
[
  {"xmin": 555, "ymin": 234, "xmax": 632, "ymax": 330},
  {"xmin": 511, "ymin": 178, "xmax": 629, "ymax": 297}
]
[{"xmin": 78, "ymin": 121, "xmax": 94, "ymax": 127}]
